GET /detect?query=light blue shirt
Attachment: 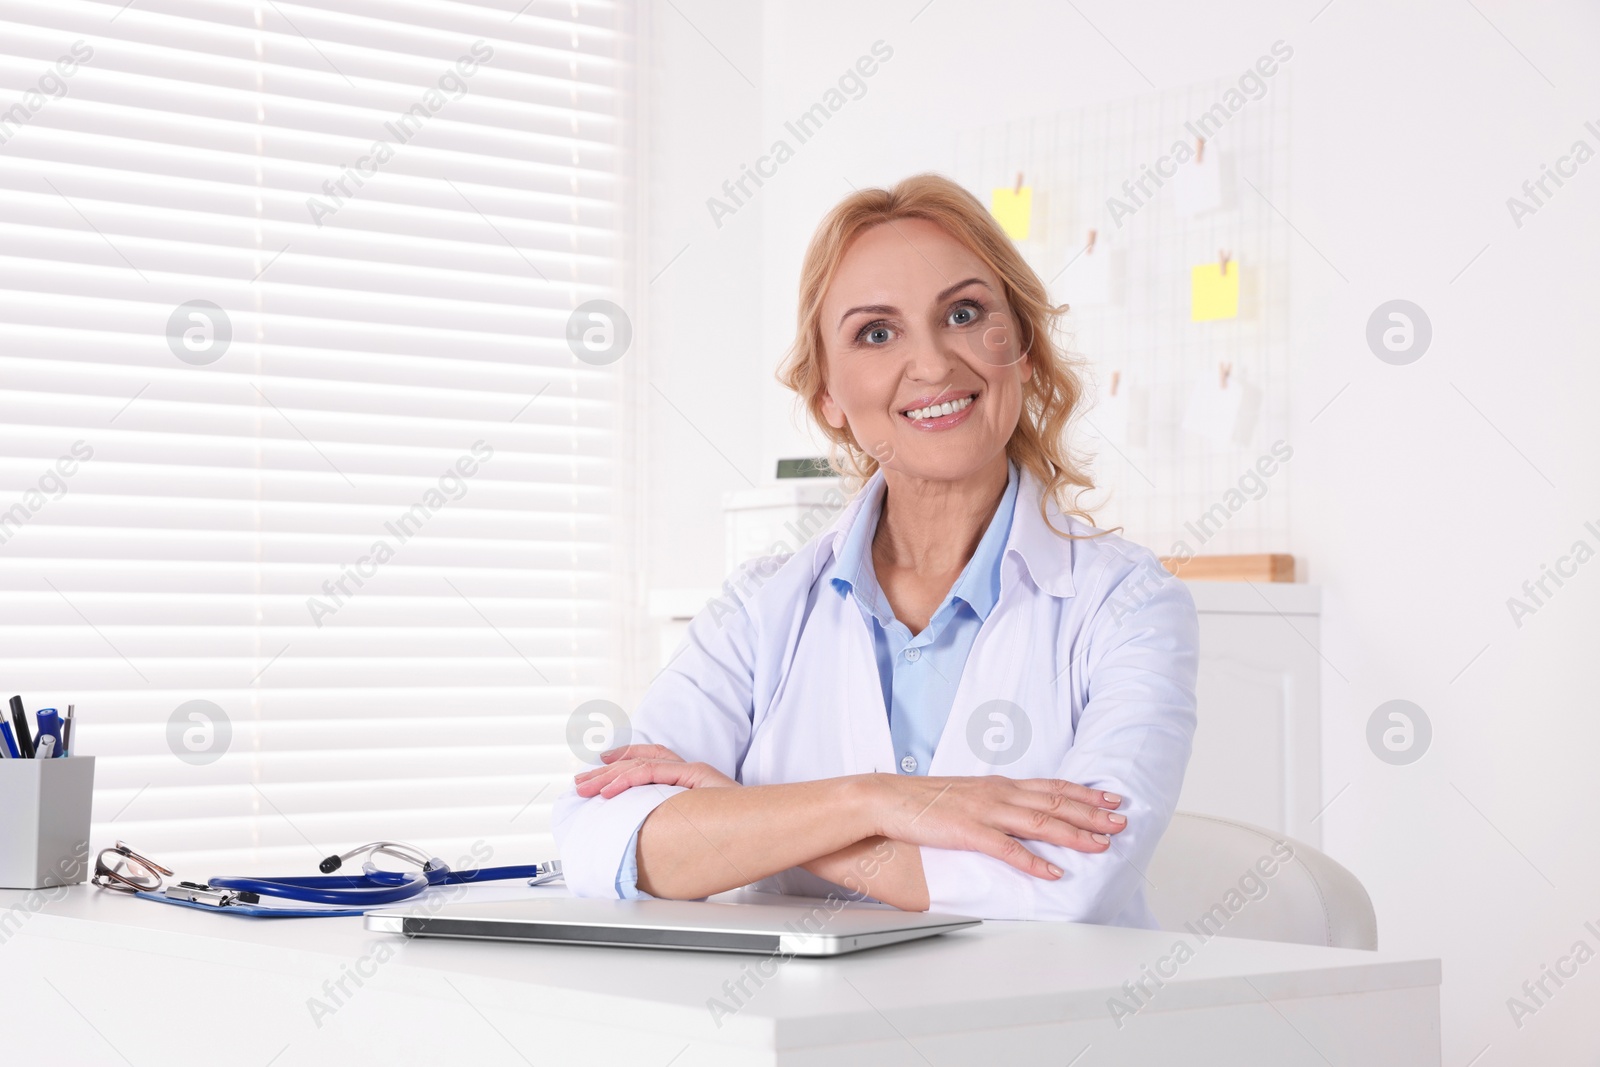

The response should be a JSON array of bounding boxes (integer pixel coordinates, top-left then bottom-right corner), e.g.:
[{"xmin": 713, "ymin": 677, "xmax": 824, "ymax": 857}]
[{"xmin": 827, "ymin": 461, "xmax": 1019, "ymax": 777}]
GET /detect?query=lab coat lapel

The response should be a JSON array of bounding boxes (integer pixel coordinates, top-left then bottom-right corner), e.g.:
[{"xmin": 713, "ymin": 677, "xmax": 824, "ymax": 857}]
[
  {"xmin": 926, "ymin": 593, "xmax": 1027, "ymax": 777},
  {"xmin": 753, "ymin": 580, "xmax": 895, "ymax": 783},
  {"xmin": 840, "ymin": 592, "xmax": 896, "ymax": 775},
  {"xmin": 926, "ymin": 472, "xmax": 1076, "ymax": 778}
]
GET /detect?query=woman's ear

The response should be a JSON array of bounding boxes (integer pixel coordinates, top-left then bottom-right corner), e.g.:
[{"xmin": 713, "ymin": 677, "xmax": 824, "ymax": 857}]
[
  {"xmin": 819, "ymin": 388, "xmax": 847, "ymax": 430},
  {"xmin": 1019, "ymin": 350, "xmax": 1034, "ymax": 384}
]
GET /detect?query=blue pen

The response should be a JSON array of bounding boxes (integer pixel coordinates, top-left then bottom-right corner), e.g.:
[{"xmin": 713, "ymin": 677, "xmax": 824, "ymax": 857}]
[
  {"xmin": 34, "ymin": 709, "xmax": 63, "ymax": 759},
  {"xmin": 0, "ymin": 721, "xmax": 17, "ymax": 759}
]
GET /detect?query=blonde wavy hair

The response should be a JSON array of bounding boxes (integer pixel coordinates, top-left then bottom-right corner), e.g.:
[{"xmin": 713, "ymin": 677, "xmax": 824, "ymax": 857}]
[{"xmin": 776, "ymin": 172, "xmax": 1097, "ymax": 536}]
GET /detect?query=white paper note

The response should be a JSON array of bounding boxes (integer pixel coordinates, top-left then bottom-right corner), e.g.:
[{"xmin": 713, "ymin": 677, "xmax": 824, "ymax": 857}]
[
  {"xmin": 1172, "ymin": 147, "xmax": 1234, "ymax": 219},
  {"xmin": 1086, "ymin": 375, "xmax": 1148, "ymax": 451},
  {"xmin": 1056, "ymin": 245, "xmax": 1112, "ymax": 307},
  {"xmin": 1182, "ymin": 371, "xmax": 1260, "ymax": 447}
]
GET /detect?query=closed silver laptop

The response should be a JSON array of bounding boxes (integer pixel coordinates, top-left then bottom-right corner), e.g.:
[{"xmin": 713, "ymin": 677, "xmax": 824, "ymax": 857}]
[{"xmin": 365, "ymin": 896, "xmax": 980, "ymax": 956}]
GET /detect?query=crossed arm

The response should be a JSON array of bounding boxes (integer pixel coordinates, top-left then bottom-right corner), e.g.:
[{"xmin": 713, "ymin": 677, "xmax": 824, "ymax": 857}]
[{"xmin": 573, "ymin": 745, "xmax": 1129, "ymax": 910}]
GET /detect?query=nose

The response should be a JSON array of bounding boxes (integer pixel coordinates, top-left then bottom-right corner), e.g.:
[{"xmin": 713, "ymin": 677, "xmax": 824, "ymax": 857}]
[{"xmin": 902, "ymin": 326, "xmax": 963, "ymax": 384}]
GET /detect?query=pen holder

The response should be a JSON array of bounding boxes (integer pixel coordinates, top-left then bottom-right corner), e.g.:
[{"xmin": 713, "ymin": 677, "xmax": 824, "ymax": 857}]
[{"xmin": 0, "ymin": 756, "xmax": 94, "ymax": 889}]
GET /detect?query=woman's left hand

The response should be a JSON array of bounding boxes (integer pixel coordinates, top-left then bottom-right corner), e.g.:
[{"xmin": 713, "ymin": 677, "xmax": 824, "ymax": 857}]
[{"xmin": 573, "ymin": 743, "xmax": 738, "ymax": 799}]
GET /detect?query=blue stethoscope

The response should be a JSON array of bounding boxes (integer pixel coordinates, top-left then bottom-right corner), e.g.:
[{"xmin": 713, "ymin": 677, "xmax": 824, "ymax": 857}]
[{"xmin": 98, "ymin": 840, "xmax": 562, "ymax": 918}]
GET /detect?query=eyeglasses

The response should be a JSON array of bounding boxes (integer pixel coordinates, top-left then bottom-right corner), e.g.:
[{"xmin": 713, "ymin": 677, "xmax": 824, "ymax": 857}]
[{"xmin": 92, "ymin": 841, "xmax": 173, "ymax": 895}]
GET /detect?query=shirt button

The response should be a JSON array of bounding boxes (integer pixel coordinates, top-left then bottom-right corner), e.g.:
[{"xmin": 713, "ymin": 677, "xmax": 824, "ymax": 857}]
[
  {"xmin": 904, "ymin": 647, "xmax": 920, "ymax": 662},
  {"xmin": 900, "ymin": 754, "xmax": 918, "ymax": 773}
]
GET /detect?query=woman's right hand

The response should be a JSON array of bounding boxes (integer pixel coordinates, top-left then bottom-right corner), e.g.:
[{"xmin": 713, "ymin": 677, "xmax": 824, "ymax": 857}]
[
  {"xmin": 572, "ymin": 743, "xmax": 737, "ymax": 799},
  {"xmin": 865, "ymin": 774, "xmax": 1127, "ymax": 880}
]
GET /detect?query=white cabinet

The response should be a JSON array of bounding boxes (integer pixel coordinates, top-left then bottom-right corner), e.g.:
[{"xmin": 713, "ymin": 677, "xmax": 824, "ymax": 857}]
[{"xmin": 1181, "ymin": 582, "xmax": 1322, "ymax": 847}]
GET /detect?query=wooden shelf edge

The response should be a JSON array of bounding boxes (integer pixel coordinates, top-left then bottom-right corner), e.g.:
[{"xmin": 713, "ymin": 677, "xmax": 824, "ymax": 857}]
[{"xmin": 1161, "ymin": 553, "xmax": 1296, "ymax": 583}]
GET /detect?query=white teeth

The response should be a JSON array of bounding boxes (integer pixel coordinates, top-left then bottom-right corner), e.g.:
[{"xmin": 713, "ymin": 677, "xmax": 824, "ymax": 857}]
[{"xmin": 904, "ymin": 394, "xmax": 974, "ymax": 421}]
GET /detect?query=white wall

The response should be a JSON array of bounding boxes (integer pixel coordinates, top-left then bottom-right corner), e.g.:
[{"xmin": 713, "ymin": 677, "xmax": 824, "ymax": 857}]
[
  {"xmin": 645, "ymin": 1, "xmax": 1600, "ymax": 1060},
  {"xmin": 637, "ymin": 0, "xmax": 767, "ymax": 610}
]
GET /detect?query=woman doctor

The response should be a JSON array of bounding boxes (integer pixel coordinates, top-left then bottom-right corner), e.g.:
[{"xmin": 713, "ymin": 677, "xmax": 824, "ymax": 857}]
[{"xmin": 553, "ymin": 174, "xmax": 1198, "ymax": 924}]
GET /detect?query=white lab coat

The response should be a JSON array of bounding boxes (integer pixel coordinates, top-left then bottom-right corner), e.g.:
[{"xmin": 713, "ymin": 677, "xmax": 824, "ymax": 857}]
[{"xmin": 553, "ymin": 466, "xmax": 1198, "ymax": 925}]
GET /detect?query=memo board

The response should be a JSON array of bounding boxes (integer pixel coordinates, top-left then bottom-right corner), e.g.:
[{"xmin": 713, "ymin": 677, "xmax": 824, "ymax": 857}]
[{"xmin": 953, "ymin": 70, "xmax": 1294, "ymax": 558}]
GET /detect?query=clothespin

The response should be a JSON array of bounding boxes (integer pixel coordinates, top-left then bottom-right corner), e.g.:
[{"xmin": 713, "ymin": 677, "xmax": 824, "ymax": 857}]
[
  {"xmin": 1109, "ymin": 370, "xmax": 1120, "ymax": 397},
  {"xmin": 1219, "ymin": 362, "xmax": 1232, "ymax": 389},
  {"xmin": 1196, "ymin": 137, "xmax": 1206, "ymax": 164},
  {"xmin": 1218, "ymin": 249, "xmax": 1231, "ymax": 276},
  {"xmin": 1085, "ymin": 229, "xmax": 1097, "ymax": 255},
  {"xmin": 1013, "ymin": 171, "xmax": 1024, "ymax": 193}
]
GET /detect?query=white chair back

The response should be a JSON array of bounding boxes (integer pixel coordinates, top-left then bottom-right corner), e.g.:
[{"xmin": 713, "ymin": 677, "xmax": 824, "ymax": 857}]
[{"xmin": 1146, "ymin": 812, "xmax": 1377, "ymax": 950}]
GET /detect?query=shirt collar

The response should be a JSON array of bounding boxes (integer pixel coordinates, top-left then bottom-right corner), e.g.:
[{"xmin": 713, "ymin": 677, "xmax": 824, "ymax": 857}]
[
  {"xmin": 827, "ymin": 461, "xmax": 1021, "ymax": 623},
  {"xmin": 1002, "ymin": 463, "xmax": 1078, "ymax": 599},
  {"xmin": 828, "ymin": 473, "xmax": 891, "ymax": 622},
  {"xmin": 945, "ymin": 460, "xmax": 1017, "ymax": 620},
  {"xmin": 812, "ymin": 461, "xmax": 1078, "ymax": 603}
]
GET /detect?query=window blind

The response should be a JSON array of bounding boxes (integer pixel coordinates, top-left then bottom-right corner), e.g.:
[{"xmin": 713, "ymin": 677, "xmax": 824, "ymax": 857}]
[{"xmin": 0, "ymin": 0, "xmax": 635, "ymax": 871}]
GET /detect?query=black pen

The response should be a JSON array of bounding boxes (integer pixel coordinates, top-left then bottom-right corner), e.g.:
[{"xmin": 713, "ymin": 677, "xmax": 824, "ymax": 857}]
[{"xmin": 9, "ymin": 695, "xmax": 34, "ymax": 759}]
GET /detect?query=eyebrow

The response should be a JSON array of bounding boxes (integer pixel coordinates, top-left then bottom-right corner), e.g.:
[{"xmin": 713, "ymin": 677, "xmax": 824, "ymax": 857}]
[{"xmin": 835, "ymin": 277, "xmax": 992, "ymax": 331}]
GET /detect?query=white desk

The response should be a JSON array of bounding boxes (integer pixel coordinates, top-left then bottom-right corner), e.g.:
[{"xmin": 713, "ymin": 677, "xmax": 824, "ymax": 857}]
[{"xmin": 1, "ymin": 885, "xmax": 1439, "ymax": 1065}]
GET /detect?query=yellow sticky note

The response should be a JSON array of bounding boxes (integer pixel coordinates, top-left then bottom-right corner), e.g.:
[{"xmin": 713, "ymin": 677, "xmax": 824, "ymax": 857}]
[
  {"xmin": 1190, "ymin": 260, "xmax": 1239, "ymax": 321},
  {"xmin": 989, "ymin": 186, "xmax": 1032, "ymax": 241}
]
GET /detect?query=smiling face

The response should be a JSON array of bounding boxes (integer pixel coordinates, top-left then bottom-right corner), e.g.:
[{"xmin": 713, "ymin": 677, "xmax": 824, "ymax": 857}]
[{"xmin": 818, "ymin": 217, "xmax": 1032, "ymax": 485}]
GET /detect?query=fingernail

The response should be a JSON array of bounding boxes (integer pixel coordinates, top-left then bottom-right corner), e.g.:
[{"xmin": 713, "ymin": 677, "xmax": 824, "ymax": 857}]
[
  {"xmin": 1091, "ymin": 833, "xmax": 1110, "ymax": 844},
  {"xmin": 1047, "ymin": 864, "xmax": 1063, "ymax": 877},
  {"xmin": 1107, "ymin": 812, "xmax": 1126, "ymax": 825},
  {"xmin": 1102, "ymin": 792, "xmax": 1122, "ymax": 805}
]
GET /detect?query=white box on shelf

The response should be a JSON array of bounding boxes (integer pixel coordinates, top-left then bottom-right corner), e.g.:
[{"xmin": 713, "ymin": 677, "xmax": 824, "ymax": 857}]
[{"xmin": 722, "ymin": 479, "xmax": 848, "ymax": 569}]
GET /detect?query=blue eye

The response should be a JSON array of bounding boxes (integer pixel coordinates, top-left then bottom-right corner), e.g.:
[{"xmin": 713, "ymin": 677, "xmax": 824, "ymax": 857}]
[
  {"xmin": 947, "ymin": 303, "xmax": 979, "ymax": 327},
  {"xmin": 859, "ymin": 323, "xmax": 893, "ymax": 345}
]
